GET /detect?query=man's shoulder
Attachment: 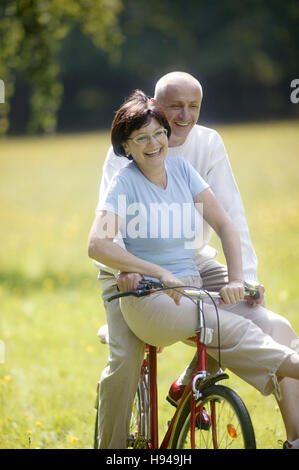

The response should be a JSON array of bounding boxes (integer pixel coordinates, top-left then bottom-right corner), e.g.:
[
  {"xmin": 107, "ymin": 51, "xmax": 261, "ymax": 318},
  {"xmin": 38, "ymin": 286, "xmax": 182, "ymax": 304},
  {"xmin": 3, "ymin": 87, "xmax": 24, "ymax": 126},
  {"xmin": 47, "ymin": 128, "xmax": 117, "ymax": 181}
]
[
  {"xmin": 104, "ymin": 146, "xmax": 128, "ymax": 168},
  {"xmin": 112, "ymin": 159, "xmax": 135, "ymax": 178},
  {"xmin": 192, "ymin": 124, "xmax": 221, "ymax": 140},
  {"xmin": 188, "ymin": 125, "xmax": 225, "ymax": 154}
]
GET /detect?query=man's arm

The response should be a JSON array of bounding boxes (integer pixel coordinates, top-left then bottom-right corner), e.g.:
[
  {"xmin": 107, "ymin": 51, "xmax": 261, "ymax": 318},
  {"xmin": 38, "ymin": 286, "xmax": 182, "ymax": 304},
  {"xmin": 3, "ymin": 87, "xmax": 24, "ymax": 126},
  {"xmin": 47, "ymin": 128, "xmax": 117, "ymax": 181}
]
[{"xmin": 206, "ymin": 131, "xmax": 259, "ymax": 284}]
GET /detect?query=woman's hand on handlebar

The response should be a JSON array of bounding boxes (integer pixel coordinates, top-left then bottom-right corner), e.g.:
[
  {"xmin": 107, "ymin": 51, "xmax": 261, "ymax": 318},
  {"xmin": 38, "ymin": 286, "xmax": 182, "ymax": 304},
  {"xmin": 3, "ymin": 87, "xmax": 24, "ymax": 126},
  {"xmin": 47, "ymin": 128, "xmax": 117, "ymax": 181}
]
[{"xmin": 117, "ymin": 272, "xmax": 143, "ymax": 292}]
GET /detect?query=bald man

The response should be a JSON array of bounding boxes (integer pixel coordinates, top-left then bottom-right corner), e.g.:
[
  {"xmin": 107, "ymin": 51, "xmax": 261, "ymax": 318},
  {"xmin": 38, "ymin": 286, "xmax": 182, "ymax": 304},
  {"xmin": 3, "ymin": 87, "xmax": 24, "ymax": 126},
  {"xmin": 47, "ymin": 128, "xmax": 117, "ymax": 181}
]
[{"xmin": 93, "ymin": 72, "xmax": 298, "ymax": 449}]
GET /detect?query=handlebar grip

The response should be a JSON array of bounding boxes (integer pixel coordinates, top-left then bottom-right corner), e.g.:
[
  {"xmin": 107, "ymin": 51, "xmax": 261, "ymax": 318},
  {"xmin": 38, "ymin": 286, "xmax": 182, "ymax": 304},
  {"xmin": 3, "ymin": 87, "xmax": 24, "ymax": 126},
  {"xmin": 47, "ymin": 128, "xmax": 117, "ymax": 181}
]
[
  {"xmin": 107, "ymin": 288, "xmax": 153, "ymax": 302},
  {"xmin": 244, "ymin": 282, "xmax": 260, "ymax": 300},
  {"xmin": 107, "ymin": 291, "xmax": 133, "ymax": 302}
]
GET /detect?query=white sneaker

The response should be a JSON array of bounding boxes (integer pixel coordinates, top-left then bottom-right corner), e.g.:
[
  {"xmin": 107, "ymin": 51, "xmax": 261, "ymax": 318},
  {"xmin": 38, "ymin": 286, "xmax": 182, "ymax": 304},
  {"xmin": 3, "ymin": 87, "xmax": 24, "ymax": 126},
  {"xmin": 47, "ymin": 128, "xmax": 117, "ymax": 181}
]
[
  {"xmin": 283, "ymin": 438, "xmax": 299, "ymax": 449},
  {"xmin": 97, "ymin": 325, "xmax": 109, "ymax": 344}
]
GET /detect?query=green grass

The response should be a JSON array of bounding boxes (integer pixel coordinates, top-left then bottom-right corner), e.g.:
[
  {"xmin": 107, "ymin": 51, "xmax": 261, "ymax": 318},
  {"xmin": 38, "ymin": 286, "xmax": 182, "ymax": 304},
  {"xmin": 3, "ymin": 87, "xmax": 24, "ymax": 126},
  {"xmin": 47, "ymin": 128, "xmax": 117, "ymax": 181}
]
[{"xmin": 0, "ymin": 120, "xmax": 298, "ymax": 449}]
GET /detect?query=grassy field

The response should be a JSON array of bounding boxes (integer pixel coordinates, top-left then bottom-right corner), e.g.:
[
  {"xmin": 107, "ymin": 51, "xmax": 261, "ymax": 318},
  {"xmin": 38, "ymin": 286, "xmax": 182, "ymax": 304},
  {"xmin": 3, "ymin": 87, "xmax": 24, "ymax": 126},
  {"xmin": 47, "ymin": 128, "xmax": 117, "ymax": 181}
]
[{"xmin": 0, "ymin": 120, "xmax": 298, "ymax": 449}]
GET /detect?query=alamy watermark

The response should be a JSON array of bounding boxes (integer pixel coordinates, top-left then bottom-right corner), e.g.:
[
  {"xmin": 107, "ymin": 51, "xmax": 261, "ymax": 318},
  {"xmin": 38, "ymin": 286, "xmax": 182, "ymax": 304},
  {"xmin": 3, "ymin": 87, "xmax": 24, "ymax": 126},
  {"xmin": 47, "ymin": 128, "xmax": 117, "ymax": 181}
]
[
  {"xmin": 0, "ymin": 79, "xmax": 4, "ymax": 103},
  {"xmin": 290, "ymin": 79, "xmax": 299, "ymax": 104},
  {"xmin": 99, "ymin": 197, "xmax": 204, "ymax": 249},
  {"xmin": 290, "ymin": 338, "xmax": 299, "ymax": 364},
  {"xmin": 0, "ymin": 340, "xmax": 5, "ymax": 363}
]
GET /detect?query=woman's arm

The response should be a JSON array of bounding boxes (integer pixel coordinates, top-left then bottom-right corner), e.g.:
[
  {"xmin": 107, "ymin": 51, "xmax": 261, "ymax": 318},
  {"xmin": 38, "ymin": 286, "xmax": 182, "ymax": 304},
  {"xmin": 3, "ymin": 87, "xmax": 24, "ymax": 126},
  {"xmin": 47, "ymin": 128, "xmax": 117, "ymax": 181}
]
[
  {"xmin": 88, "ymin": 211, "xmax": 183, "ymax": 304},
  {"xmin": 194, "ymin": 188, "xmax": 244, "ymax": 304}
]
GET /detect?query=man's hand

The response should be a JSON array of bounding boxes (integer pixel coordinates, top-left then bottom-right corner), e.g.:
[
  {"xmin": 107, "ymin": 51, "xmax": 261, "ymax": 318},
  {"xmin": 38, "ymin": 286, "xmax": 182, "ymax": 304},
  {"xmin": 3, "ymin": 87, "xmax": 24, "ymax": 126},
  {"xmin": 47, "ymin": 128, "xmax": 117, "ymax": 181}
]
[
  {"xmin": 117, "ymin": 272, "xmax": 143, "ymax": 292},
  {"xmin": 220, "ymin": 282, "xmax": 265, "ymax": 306},
  {"xmin": 220, "ymin": 281, "xmax": 244, "ymax": 304},
  {"xmin": 245, "ymin": 284, "xmax": 265, "ymax": 307}
]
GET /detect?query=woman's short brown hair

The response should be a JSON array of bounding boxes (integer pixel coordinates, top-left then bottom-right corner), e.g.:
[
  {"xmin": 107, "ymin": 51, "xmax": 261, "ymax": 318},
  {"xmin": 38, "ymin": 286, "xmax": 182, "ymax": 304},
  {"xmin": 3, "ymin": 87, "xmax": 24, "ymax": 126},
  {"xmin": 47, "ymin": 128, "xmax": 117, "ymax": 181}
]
[{"xmin": 111, "ymin": 90, "xmax": 171, "ymax": 158}]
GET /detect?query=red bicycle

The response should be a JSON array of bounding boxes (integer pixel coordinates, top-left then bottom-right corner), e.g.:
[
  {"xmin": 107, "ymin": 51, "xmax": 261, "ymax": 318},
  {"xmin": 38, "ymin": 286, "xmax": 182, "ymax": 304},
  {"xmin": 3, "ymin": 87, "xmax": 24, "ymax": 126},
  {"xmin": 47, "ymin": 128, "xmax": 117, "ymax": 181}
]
[{"xmin": 95, "ymin": 281, "xmax": 258, "ymax": 449}]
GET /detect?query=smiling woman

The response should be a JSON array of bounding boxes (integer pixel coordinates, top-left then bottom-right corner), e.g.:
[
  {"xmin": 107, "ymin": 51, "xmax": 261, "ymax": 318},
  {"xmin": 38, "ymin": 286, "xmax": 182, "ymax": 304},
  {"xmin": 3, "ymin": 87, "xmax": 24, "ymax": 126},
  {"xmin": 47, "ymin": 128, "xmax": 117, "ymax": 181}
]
[{"xmin": 110, "ymin": 89, "xmax": 171, "ymax": 157}]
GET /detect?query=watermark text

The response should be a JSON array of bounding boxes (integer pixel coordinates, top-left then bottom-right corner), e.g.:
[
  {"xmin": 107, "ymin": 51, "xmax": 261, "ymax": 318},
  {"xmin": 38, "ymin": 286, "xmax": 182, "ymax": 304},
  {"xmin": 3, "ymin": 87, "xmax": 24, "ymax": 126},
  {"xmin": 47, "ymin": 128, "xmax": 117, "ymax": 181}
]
[
  {"xmin": 98, "ymin": 197, "xmax": 204, "ymax": 249},
  {"xmin": 290, "ymin": 338, "xmax": 299, "ymax": 364},
  {"xmin": 0, "ymin": 80, "xmax": 4, "ymax": 103},
  {"xmin": 290, "ymin": 79, "xmax": 299, "ymax": 104}
]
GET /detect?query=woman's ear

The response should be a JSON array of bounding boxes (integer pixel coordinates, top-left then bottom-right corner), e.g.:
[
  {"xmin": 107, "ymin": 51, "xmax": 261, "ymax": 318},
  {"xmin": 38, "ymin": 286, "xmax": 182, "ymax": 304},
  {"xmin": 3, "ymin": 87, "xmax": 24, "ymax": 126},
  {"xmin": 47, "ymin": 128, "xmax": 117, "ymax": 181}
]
[{"xmin": 122, "ymin": 142, "xmax": 130, "ymax": 156}]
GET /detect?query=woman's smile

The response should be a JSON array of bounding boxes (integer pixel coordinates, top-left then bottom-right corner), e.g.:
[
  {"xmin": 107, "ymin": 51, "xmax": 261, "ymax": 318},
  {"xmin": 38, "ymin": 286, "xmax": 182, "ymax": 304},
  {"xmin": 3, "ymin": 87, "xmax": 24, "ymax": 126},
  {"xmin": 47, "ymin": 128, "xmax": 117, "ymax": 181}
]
[
  {"xmin": 144, "ymin": 147, "xmax": 163, "ymax": 158},
  {"xmin": 124, "ymin": 118, "xmax": 168, "ymax": 174}
]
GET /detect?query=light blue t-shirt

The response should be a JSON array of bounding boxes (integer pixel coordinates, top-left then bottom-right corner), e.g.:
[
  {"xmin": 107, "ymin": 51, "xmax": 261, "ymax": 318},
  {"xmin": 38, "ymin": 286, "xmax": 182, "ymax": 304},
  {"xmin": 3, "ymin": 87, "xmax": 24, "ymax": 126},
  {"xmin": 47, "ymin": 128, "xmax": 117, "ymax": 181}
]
[{"xmin": 98, "ymin": 157, "xmax": 209, "ymax": 279}]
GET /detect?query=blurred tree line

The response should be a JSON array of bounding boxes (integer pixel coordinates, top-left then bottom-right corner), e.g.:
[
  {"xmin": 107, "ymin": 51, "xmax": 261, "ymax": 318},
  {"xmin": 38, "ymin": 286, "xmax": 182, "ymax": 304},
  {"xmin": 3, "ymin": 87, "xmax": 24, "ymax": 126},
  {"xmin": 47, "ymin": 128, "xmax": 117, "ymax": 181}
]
[{"xmin": 1, "ymin": 0, "xmax": 298, "ymax": 135}]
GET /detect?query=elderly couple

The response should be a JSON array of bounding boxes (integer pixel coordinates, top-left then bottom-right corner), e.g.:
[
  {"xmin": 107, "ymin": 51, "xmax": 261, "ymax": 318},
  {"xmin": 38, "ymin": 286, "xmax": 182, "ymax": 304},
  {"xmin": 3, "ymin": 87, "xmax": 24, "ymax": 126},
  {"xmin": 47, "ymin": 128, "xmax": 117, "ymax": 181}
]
[{"xmin": 88, "ymin": 72, "xmax": 299, "ymax": 449}]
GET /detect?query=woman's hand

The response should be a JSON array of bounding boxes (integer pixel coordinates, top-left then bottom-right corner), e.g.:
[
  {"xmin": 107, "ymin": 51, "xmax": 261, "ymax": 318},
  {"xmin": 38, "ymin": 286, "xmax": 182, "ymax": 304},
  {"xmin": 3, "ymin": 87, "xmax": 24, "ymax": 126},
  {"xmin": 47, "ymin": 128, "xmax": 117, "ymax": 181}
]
[
  {"xmin": 159, "ymin": 271, "xmax": 184, "ymax": 306},
  {"xmin": 117, "ymin": 272, "xmax": 143, "ymax": 292},
  {"xmin": 220, "ymin": 281, "xmax": 244, "ymax": 304}
]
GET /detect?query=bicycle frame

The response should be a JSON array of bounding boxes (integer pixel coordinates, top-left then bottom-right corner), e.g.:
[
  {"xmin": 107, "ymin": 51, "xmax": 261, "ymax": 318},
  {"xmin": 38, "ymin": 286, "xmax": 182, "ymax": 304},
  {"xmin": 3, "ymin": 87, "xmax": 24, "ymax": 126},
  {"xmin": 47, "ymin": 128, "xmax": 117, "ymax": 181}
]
[
  {"xmin": 147, "ymin": 295, "xmax": 228, "ymax": 449},
  {"xmin": 106, "ymin": 281, "xmax": 258, "ymax": 449}
]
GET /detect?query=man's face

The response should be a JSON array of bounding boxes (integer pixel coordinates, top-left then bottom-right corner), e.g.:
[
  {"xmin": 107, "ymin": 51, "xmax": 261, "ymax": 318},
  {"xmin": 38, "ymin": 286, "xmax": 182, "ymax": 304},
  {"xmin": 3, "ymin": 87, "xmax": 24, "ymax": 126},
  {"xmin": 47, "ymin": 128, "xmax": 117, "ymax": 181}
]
[{"xmin": 157, "ymin": 82, "xmax": 202, "ymax": 147}]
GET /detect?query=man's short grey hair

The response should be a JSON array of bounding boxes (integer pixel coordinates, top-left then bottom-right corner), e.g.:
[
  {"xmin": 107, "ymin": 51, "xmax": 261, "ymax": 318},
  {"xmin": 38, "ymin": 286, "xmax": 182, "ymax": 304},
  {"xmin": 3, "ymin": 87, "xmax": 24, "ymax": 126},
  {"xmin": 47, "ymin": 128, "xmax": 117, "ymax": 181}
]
[{"xmin": 154, "ymin": 71, "xmax": 203, "ymax": 100}]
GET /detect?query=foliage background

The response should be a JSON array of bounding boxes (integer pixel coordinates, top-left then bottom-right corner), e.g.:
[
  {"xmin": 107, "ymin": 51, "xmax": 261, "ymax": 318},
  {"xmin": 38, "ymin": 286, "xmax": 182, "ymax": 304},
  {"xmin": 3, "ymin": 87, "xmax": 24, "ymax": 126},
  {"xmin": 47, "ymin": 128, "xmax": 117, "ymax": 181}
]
[
  {"xmin": 0, "ymin": 0, "xmax": 299, "ymax": 450},
  {"xmin": 1, "ymin": 0, "xmax": 298, "ymax": 134}
]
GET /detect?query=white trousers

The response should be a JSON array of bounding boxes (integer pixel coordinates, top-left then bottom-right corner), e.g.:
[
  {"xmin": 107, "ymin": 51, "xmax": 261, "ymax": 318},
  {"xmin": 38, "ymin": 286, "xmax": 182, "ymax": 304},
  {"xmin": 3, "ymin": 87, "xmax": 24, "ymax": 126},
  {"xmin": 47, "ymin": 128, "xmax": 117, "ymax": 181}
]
[
  {"xmin": 121, "ymin": 275, "xmax": 295, "ymax": 399},
  {"xmin": 96, "ymin": 262, "xmax": 297, "ymax": 449}
]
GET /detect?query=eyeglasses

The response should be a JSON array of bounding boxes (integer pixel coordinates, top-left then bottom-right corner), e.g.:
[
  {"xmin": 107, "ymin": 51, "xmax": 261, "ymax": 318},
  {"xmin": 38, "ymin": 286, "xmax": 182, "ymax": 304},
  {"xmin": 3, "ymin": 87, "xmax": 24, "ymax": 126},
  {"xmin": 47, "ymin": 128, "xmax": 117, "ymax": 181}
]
[{"xmin": 128, "ymin": 128, "xmax": 168, "ymax": 145}]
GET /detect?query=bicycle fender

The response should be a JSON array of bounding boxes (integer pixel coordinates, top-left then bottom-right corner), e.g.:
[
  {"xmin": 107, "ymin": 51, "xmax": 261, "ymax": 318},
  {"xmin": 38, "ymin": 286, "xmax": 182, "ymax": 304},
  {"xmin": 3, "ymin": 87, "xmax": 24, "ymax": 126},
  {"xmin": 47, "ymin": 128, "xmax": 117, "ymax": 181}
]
[{"xmin": 197, "ymin": 372, "xmax": 229, "ymax": 393}]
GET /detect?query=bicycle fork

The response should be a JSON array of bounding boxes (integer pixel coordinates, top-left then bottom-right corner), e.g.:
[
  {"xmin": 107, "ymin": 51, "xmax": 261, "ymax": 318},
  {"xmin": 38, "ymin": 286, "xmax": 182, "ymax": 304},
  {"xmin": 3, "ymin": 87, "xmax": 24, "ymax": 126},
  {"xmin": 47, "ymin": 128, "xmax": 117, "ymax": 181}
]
[
  {"xmin": 148, "ymin": 345, "xmax": 159, "ymax": 449},
  {"xmin": 190, "ymin": 298, "xmax": 214, "ymax": 449}
]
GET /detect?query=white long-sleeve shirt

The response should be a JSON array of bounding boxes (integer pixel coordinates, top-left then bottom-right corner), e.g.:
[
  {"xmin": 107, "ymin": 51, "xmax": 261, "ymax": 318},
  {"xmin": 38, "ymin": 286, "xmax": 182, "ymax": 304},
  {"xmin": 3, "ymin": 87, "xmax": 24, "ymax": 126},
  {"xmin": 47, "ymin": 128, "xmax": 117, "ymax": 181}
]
[{"xmin": 96, "ymin": 124, "xmax": 258, "ymax": 282}]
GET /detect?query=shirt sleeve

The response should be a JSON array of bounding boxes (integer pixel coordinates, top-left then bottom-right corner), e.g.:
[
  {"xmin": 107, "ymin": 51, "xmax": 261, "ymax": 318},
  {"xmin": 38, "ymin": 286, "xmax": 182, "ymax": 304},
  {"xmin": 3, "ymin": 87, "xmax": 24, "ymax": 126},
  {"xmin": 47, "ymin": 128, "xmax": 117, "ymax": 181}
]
[
  {"xmin": 98, "ymin": 146, "xmax": 130, "ymax": 209},
  {"xmin": 182, "ymin": 158, "xmax": 209, "ymax": 198},
  {"xmin": 94, "ymin": 148, "xmax": 129, "ymax": 275},
  {"xmin": 97, "ymin": 173, "xmax": 129, "ymax": 220},
  {"xmin": 206, "ymin": 132, "xmax": 259, "ymax": 283}
]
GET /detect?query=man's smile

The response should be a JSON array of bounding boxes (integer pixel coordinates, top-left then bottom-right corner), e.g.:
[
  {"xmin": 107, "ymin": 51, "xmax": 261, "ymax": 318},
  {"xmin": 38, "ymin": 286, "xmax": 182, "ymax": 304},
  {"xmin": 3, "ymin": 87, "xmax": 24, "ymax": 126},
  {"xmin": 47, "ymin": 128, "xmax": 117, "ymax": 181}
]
[{"xmin": 175, "ymin": 121, "xmax": 191, "ymax": 127}]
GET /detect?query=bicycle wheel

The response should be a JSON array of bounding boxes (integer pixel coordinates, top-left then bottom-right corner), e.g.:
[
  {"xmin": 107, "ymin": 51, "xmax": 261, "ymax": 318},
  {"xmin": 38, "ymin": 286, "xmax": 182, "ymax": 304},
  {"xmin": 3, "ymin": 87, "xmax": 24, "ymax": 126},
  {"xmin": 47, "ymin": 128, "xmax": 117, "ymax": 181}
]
[
  {"xmin": 94, "ymin": 402, "xmax": 100, "ymax": 449},
  {"xmin": 172, "ymin": 385, "xmax": 256, "ymax": 449},
  {"xmin": 127, "ymin": 378, "xmax": 150, "ymax": 448}
]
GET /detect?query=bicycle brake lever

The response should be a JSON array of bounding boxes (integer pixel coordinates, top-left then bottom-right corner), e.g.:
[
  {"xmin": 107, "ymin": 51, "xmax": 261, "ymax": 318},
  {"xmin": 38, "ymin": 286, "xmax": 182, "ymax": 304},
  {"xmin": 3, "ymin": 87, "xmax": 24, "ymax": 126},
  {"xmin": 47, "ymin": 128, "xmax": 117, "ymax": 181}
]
[
  {"xmin": 244, "ymin": 282, "xmax": 260, "ymax": 300},
  {"xmin": 137, "ymin": 280, "xmax": 163, "ymax": 289},
  {"xmin": 135, "ymin": 288, "xmax": 153, "ymax": 297}
]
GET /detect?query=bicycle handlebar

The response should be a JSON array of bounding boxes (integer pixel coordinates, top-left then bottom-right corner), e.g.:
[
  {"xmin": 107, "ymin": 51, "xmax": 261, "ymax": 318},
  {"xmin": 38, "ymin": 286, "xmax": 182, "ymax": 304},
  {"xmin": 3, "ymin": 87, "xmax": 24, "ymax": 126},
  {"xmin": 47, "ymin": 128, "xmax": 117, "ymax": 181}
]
[{"xmin": 107, "ymin": 280, "xmax": 260, "ymax": 302}]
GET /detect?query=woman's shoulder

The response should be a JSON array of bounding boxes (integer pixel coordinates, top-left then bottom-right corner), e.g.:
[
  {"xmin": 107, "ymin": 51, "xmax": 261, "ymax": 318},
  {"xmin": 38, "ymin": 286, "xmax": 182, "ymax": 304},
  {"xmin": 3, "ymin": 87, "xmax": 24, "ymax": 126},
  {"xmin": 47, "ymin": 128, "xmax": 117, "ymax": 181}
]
[
  {"xmin": 166, "ymin": 155, "xmax": 193, "ymax": 173},
  {"xmin": 112, "ymin": 160, "xmax": 138, "ymax": 181}
]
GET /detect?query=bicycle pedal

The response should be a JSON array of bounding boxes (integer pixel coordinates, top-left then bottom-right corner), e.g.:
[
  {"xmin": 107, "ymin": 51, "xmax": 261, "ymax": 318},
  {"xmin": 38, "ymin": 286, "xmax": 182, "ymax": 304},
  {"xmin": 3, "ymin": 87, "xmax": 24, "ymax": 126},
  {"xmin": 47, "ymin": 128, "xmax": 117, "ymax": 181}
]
[{"xmin": 166, "ymin": 395, "xmax": 178, "ymax": 408}]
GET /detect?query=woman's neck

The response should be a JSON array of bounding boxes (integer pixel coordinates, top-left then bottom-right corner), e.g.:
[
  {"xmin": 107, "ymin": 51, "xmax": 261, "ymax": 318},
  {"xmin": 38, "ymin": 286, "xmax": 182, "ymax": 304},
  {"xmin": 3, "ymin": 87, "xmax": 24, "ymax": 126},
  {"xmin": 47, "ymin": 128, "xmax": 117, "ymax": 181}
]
[
  {"xmin": 137, "ymin": 163, "xmax": 167, "ymax": 189},
  {"xmin": 149, "ymin": 170, "xmax": 167, "ymax": 189}
]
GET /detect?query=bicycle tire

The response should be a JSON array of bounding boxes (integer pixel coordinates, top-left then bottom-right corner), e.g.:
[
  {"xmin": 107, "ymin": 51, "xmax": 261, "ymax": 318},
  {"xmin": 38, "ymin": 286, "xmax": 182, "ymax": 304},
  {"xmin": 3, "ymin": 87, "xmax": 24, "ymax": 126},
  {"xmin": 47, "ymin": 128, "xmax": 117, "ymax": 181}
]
[
  {"xmin": 94, "ymin": 403, "xmax": 99, "ymax": 449},
  {"xmin": 127, "ymin": 376, "xmax": 150, "ymax": 449},
  {"xmin": 93, "ymin": 370, "xmax": 149, "ymax": 449},
  {"xmin": 172, "ymin": 385, "xmax": 256, "ymax": 449}
]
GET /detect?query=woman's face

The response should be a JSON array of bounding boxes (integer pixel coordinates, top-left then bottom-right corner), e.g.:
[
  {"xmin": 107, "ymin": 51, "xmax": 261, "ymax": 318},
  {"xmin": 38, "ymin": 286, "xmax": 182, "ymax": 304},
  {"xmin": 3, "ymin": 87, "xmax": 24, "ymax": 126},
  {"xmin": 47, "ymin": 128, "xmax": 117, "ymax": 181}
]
[{"xmin": 123, "ymin": 118, "xmax": 168, "ymax": 174}]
